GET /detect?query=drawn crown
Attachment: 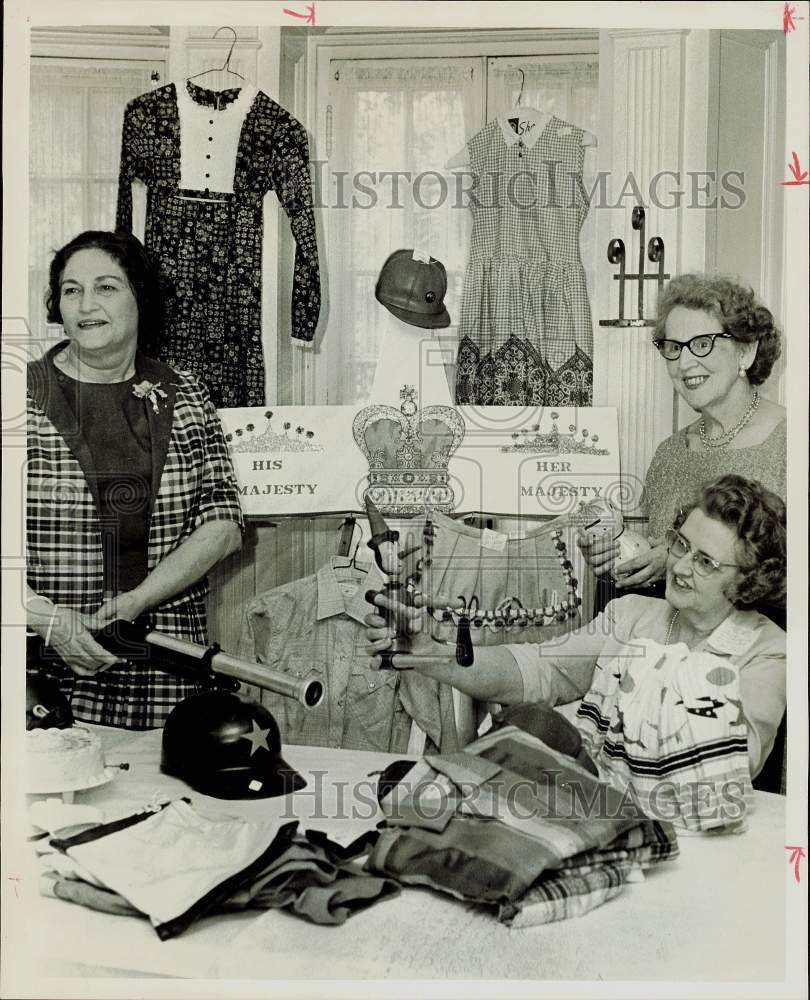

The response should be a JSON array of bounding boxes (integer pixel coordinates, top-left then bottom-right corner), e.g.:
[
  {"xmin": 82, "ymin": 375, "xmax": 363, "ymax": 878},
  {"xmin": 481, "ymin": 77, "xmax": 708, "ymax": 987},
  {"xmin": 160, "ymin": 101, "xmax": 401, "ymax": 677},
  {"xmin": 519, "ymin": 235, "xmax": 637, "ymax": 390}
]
[{"xmin": 352, "ymin": 386, "xmax": 466, "ymax": 515}]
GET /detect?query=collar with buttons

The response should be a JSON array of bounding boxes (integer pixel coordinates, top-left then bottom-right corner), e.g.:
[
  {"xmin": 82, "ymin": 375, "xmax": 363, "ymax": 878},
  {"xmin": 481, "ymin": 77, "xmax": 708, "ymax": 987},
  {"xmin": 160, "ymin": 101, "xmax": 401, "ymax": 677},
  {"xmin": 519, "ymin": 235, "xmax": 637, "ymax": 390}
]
[{"xmin": 176, "ymin": 80, "xmax": 258, "ymax": 195}]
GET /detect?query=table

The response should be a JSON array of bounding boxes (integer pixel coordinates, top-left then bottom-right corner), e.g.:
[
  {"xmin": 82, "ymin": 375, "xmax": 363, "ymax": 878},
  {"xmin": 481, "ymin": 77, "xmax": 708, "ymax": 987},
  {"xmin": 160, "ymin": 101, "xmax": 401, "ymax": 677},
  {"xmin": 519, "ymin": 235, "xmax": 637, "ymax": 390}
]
[{"xmin": 14, "ymin": 726, "xmax": 788, "ymax": 984}]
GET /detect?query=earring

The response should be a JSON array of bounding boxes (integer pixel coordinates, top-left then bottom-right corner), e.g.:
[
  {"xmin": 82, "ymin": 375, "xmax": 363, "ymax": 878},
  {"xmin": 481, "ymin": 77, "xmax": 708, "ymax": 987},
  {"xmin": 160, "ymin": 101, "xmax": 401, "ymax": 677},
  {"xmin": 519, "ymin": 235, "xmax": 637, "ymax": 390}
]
[{"xmin": 738, "ymin": 365, "xmax": 748, "ymax": 378}]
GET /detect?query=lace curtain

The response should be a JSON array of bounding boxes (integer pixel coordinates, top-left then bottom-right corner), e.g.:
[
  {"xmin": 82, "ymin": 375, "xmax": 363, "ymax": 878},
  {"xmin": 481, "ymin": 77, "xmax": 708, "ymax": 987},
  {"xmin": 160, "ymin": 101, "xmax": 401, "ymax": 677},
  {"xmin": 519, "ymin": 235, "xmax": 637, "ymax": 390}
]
[
  {"xmin": 323, "ymin": 59, "xmax": 482, "ymax": 403},
  {"xmin": 28, "ymin": 59, "xmax": 158, "ymax": 341}
]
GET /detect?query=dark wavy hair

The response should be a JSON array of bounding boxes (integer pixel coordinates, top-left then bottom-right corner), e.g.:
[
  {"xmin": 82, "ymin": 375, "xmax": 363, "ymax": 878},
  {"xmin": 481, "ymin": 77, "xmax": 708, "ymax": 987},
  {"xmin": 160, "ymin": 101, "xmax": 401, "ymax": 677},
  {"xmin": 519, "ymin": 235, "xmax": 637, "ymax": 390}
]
[
  {"xmin": 654, "ymin": 274, "xmax": 781, "ymax": 386},
  {"xmin": 673, "ymin": 474, "xmax": 786, "ymax": 608},
  {"xmin": 45, "ymin": 230, "xmax": 164, "ymax": 342}
]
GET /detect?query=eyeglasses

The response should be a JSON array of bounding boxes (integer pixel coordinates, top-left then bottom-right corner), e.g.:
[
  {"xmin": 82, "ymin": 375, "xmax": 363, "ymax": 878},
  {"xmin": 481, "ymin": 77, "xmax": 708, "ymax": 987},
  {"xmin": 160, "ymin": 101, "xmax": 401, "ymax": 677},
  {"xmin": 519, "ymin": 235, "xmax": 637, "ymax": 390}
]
[
  {"xmin": 665, "ymin": 529, "xmax": 739, "ymax": 577},
  {"xmin": 653, "ymin": 332, "xmax": 736, "ymax": 361}
]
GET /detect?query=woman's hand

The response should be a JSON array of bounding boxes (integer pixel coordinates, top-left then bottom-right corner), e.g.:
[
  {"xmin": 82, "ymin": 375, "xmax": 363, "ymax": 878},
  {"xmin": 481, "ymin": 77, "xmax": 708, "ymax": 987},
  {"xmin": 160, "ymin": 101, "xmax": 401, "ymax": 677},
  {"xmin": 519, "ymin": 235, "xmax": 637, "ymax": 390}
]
[
  {"xmin": 577, "ymin": 530, "xmax": 620, "ymax": 577},
  {"xmin": 35, "ymin": 605, "xmax": 123, "ymax": 677},
  {"xmin": 364, "ymin": 591, "xmax": 450, "ymax": 659},
  {"xmin": 613, "ymin": 542, "xmax": 668, "ymax": 589},
  {"xmin": 86, "ymin": 590, "xmax": 147, "ymax": 631}
]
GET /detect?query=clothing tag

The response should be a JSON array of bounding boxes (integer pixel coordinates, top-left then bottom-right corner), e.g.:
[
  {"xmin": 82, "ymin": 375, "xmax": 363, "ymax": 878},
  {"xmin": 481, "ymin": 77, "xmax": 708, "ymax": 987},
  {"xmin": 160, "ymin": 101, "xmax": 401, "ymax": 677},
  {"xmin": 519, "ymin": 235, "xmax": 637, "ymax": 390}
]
[
  {"xmin": 706, "ymin": 617, "xmax": 757, "ymax": 656},
  {"xmin": 481, "ymin": 528, "xmax": 507, "ymax": 552},
  {"xmin": 411, "ymin": 248, "xmax": 431, "ymax": 264},
  {"xmin": 507, "ymin": 116, "xmax": 536, "ymax": 137}
]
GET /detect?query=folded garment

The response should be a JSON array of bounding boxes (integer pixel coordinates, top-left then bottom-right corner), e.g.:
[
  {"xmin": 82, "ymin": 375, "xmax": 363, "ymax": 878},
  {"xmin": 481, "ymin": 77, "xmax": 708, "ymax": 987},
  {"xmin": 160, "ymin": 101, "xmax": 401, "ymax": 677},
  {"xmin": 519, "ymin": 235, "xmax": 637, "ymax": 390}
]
[
  {"xmin": 367, "ymin": 706, "xmax": 678, "ymax": 914},
  {"xmin": 554, "ymin": 818, "xmax": 679, "ymax": 874},
  {"xmin": 48, "ymin": 799, "xmax": 297, "ymax": 939},
  {"xmin": 42, "ymin": 816, "xmax": 398, "ymax": 930},
  {"xmin": 40, "ymin": 871, "xmax": 142, "ymax": 917},
  {"xmin": 498, "ymin": 862, "xmax": 633, "ymax": 928}
]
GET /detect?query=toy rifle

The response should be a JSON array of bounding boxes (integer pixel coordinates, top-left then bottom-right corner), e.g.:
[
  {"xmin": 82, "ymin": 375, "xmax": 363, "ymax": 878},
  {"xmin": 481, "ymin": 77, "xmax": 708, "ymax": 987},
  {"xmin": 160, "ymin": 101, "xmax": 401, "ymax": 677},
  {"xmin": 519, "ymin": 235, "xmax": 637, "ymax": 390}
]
[{"xmin": 26, "ymin": 619, "xmax": 324, "ymax": 709}]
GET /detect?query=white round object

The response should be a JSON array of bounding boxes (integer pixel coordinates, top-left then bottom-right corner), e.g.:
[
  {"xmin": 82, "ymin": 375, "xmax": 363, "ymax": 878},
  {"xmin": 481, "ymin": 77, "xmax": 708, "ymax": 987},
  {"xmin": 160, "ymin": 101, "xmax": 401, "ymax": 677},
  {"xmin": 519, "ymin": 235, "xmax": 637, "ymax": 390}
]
[
  {"xmin": 578, "ymin": 498, "xmax": 624, "ymax": 540},
  {"xmin": 26, "ymin": 725, "xmax": 114, "ymax": 794}
]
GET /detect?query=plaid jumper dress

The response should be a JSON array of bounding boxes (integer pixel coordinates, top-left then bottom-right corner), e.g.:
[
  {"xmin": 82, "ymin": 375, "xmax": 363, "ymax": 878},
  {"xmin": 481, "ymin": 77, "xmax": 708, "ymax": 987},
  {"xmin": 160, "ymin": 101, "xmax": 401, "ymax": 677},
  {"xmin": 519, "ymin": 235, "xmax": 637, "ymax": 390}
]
[
  {"xmin": 455, "ymin": 116, "xmax": 594, "ymax": 406},
  {"xmin": 26, "ymin": 345, "xmax": 244, "ymax": 728}
]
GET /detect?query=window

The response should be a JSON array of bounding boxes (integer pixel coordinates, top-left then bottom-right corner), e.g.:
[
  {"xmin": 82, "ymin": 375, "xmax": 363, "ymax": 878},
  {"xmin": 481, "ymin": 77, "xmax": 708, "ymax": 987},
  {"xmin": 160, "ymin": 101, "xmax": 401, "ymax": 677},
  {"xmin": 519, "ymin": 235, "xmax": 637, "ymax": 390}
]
[
  {"xmin": 317, "ymin": 51, "xmax": 599, "ymax": 404},
  {"xmin": 29, "ymin": 57, "xmax": 162, "ymax": 339}
]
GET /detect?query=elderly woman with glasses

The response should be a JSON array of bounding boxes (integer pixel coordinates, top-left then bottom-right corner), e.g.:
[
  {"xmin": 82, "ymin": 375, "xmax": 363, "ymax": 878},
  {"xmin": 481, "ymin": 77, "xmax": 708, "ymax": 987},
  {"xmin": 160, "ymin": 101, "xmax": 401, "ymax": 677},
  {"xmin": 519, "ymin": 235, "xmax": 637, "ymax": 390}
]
[
  {"xmin": 580, "ymin": 274, "xmax": 785, "ymax": 596},
  {"xmin": 366, "ymin": 475, "xmax": 786, "ymax": 829}
]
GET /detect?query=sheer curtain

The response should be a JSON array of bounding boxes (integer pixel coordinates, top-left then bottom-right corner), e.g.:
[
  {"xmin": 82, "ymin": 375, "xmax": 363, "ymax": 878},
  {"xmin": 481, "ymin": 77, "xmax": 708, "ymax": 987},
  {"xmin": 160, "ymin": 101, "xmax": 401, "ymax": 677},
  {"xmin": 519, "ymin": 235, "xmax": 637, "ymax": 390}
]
[
  {"xmin": 28, "ymin": 59, "xmax": 159, "ymax": 340},
  {"xmin": 323, "ymin": 59, "xmax": 483, "ymax": 403}
]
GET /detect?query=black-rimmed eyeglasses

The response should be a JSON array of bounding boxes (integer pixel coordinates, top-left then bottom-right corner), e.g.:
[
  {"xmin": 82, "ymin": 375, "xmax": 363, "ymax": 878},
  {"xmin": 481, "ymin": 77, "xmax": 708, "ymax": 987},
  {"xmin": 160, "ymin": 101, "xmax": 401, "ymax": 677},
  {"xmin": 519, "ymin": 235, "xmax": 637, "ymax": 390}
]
[
  {"xmin": 653, "ymin": 332, "xmax": 737, "ymax": 361},
  {"xmin": 665, "ymin": 529, "xmax": 739, "ymax": 577}
]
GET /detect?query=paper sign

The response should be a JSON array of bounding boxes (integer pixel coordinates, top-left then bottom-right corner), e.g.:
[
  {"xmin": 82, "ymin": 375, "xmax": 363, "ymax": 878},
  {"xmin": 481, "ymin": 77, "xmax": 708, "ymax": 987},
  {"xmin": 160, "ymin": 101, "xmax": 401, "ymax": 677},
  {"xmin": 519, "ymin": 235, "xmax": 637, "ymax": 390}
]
[{"xmin": 218, "ymin": 404, "xmax": 621, "ymax": 518}]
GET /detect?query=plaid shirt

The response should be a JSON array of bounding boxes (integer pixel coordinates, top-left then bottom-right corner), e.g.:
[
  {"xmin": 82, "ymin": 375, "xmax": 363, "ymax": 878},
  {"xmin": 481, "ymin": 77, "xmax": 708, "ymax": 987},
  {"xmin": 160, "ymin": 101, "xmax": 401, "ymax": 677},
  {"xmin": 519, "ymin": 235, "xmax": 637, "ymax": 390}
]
[{"xmin": 27, "ymin": 345, "xmax": 244, "ymax": 728}]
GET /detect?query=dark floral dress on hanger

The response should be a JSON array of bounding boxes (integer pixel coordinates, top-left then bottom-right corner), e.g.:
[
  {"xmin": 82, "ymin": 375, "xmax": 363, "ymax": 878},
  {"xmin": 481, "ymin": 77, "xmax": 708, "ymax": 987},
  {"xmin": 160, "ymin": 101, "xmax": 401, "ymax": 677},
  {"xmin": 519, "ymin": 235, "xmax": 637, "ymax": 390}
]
[{"xmin": 117, "ymin": 81, "xmax": 320, "ymax": 408}]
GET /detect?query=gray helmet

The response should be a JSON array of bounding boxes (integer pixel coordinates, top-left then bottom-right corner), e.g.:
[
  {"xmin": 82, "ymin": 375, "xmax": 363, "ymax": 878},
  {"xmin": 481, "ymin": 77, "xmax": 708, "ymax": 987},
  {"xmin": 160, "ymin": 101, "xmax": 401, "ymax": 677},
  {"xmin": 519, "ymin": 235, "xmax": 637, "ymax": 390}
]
[
  {"xmin": 375, "ymin": 249, "xmax": 451, "ymax": 329},
  {"xmin": 161, "ymin": 691, "xmax": 306, "ymax": 800}
]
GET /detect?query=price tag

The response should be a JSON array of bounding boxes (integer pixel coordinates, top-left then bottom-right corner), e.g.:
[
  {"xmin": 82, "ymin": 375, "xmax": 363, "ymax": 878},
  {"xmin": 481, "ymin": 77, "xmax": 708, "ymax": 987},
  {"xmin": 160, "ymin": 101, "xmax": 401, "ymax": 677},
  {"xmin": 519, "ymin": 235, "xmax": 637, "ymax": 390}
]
[
  {"xmin": 481, "ymin": 528, "xmax": 507, "ymax": 551},
  {"xmin": 412, "ymin": 248, "xmax": 431, "ymax": 264}
]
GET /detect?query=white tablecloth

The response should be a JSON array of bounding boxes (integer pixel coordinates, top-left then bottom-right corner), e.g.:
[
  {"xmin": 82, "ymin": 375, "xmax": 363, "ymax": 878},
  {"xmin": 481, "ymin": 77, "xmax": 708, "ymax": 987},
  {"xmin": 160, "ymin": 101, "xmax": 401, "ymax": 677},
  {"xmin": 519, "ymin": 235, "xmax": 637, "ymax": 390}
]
[{"xmin": 12, "ymin": 726, "xmax": 788, "ymax": 984}]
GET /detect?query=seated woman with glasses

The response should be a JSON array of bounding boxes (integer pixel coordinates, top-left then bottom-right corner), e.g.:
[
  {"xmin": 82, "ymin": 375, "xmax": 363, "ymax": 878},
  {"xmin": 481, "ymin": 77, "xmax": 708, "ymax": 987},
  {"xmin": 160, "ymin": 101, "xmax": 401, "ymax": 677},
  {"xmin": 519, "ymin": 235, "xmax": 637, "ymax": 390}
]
[
  {"xmin": 579, "ymin": 274, "xmax": 785, "ymax": 600},
  {"xmin": 366, "ymin": 475, "xmax": 786, "ymax": 829}
]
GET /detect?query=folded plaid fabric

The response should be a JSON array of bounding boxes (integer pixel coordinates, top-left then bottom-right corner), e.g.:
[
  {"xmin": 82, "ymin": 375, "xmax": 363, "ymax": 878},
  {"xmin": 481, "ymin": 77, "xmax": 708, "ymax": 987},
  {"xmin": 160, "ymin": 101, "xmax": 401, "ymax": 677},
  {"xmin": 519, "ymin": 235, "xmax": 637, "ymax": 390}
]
[
  {"xmin": 498, "ymin": 862, "xmax": 633, "ymax": 928},
  {"xmin": 367, "ymin": 715, "xmax": 677, "ymax": 911},
  {"xmin": 554, "ymin": 818, "xmax": 679, "ymax": 874}
]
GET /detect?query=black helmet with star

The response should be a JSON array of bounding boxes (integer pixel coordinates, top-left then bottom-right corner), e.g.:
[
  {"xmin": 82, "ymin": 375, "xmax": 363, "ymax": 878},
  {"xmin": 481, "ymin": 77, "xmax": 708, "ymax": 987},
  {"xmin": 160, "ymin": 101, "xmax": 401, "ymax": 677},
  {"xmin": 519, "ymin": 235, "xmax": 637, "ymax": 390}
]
[{"xmin": 160, "ymin": 691, "xmax": 306, "ymax": 799}]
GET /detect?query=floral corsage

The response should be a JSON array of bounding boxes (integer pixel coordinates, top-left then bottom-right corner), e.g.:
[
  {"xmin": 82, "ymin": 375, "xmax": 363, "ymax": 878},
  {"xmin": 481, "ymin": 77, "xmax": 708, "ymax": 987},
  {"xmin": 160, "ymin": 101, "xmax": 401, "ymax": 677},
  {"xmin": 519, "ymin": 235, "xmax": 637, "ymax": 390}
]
[{"xmin": 132, "ymin": 380, "xmax": 168, "ymax": 414}]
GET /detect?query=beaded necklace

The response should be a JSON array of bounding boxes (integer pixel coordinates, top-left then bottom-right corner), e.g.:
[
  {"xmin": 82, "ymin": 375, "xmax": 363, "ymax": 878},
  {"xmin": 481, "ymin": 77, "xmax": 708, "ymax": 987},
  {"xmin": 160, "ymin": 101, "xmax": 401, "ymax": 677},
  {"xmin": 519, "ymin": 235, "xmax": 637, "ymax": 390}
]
[
  {"xmin": 420, "ymin": 524, "xmax": 582, "ymax": 632},
  {"xmin": 664, "ymin": 609, "xmax": 679, "ymax": 646},
  {"xmin": 699, "ymin": 391, "xmax": 759, "ymax": 450}
]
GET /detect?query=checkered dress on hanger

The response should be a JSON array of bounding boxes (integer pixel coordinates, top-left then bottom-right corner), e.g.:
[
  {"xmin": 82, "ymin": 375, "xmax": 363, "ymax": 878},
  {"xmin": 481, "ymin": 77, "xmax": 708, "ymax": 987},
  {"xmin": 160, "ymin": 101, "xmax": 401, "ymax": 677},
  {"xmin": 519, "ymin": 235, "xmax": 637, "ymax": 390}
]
[{"xmin": 455, "ymin": 115, "xmax": 594, "ymax": 406}]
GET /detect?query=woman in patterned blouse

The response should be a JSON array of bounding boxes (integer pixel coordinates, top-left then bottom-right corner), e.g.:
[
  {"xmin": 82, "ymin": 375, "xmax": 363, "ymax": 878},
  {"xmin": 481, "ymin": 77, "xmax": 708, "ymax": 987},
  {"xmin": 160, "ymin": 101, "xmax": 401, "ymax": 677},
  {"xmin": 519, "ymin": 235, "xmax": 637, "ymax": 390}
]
[
  {"xmin": 25, "ymin": 230, "xmax": 244, "ymax": 729},
  {"xmin": 579, "ymin": 274, "xmax": 785, "ymax": 596},
  {"xmin": 366, "ymin": 475, "xmax": 786, "ymax": 829}
]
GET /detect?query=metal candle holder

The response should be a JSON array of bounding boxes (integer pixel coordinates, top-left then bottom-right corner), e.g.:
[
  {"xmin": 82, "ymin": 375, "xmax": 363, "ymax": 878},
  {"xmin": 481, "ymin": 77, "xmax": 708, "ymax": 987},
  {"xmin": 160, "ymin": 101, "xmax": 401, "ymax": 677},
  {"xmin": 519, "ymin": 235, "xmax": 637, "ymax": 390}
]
[{"xmin": 599, "ymin": 206, "xmax": 670, "ymax": 328}]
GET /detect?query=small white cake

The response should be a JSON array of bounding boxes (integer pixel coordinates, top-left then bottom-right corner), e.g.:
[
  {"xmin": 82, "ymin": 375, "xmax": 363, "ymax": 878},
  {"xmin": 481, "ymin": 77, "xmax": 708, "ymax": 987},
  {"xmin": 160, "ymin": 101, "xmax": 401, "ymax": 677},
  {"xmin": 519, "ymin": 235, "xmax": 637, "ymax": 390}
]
[{"xmin": 26, "ymin": 726, "xmax": 108, "ymax": 794}]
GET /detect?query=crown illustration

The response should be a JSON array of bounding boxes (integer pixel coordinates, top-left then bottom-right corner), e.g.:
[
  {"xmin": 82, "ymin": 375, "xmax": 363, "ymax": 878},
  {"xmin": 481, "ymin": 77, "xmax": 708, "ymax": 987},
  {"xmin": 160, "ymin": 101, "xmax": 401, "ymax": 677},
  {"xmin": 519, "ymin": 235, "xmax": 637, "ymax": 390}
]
[
  {"xmin": 225, "ymin": 411, "xmax": 323, "ymax": 453},
  {"xmin": 500, "ymin": 412, "xmax": 610, "ymax": 456},
  {"xmin": 353, "ymin": 385, "xmax": 465, "ymax": 515}
]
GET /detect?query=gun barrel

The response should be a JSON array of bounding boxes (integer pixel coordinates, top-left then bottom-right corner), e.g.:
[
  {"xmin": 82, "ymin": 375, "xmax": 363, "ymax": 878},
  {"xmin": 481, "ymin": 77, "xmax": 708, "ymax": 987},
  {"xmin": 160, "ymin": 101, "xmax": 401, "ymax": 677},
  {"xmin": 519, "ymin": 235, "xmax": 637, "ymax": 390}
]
[
  {"xmin": 212, "ymin": 651, "xmax": 324, "ymax": 708},
  {"xmin": 145, "ymin": 632, "xmax": 324, "ymax": 708}
]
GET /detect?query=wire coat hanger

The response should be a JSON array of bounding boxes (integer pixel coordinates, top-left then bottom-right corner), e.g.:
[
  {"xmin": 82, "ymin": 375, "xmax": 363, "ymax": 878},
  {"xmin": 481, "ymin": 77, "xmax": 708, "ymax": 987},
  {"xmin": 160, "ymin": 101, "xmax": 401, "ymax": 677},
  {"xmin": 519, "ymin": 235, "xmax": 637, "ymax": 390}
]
[
  {"xmin": 187, "ymin": 26, "xmax": 246, "ymax": 83},
  {"xmin": 515, "ymin": 68, "xmax": 526, "ymax": 108}
]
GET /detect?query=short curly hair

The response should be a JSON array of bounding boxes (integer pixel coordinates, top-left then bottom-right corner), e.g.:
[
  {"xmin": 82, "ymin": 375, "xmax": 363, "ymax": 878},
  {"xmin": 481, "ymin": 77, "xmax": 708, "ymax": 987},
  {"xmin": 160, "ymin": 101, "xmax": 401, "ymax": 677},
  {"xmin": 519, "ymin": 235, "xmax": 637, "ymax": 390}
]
[
  {"xmin": 45, "ymin": 230, "xmax": 165, "ymax": 342},
  {"xmin": 655, "ymin": 274, "xmax": 781, "ymax": 386},
  {"xmin": 673, "ymin": 474, "xmax": 786, "ymax": 608}
]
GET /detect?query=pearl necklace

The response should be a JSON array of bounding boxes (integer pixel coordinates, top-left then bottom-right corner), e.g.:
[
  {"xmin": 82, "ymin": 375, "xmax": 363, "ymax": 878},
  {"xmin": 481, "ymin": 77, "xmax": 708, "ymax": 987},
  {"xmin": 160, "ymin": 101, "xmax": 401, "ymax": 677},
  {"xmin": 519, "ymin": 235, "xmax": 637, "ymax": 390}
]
[
  {"xmin": 699, "ymin": 392, "xmax": 759, "ymax": 450},
  {"xmin": 664, "ymin": 609, "xmax": 679, "ymax": 646}
]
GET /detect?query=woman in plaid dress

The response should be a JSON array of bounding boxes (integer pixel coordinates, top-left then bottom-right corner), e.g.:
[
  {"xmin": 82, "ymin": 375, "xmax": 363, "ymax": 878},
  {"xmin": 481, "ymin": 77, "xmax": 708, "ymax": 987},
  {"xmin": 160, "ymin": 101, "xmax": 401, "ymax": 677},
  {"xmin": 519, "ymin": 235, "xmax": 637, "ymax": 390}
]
[{"xmin": 25, "ymin": 230, "xmax": 244, "ymax": 729}]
